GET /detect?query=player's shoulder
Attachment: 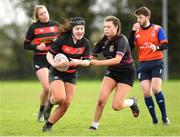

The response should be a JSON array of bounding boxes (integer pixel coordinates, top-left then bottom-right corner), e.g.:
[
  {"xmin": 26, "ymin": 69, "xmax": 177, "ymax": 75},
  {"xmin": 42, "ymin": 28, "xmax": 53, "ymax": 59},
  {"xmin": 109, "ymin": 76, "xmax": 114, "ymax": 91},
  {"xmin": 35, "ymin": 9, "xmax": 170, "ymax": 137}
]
[
  {"xmin": 57, "ymin": 33, "xmax": 69, "ymax": 41},
  {"xmin": 49, "ymin": 20, "xmax": 60, "ymax": 26},
  {"xmin": 114, "ymin": 34, "xmax": 129, "ymax": 47},
  {"xmin": 82, "ymin": 37, "xmax": 90, "ymax": 42},
  {"xmin": 151, "ymin": 24, "xmax": 162, "ymax": 31},
  {"xmin": 27, "ymin": 21, "xmax": 37, "ymax": 31},
  {"xmin": 117, "ymin": 34, "xmax": 128, "ymax": 42},
  {"xmin": 120, "ymin": 34, "xmax": 128, "ymax": 39},
  {"xmin": 82, "ymin": 37, "xmax": 90, "ymax": 47}
]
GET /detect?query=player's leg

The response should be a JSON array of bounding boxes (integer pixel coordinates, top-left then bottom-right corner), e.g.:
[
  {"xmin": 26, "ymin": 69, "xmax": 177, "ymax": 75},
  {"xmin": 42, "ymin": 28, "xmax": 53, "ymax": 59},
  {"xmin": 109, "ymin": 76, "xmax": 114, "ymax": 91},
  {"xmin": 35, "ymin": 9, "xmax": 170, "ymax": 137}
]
[
  {"xmin": 112, "ymin": 83, "xmax": 132, "ymax": 110},
  {"xmin": 89, "ymin": 76, "xmax": 116, "ymax": 130},
  {"xmin": 36, "ymin": 67, "xmax": 50, "ymax": 122},
  {"xmin": 151, "ymin": 77, "xmax": 170, "ymax": 125},
  {"xmin": 112, "ymin": 83, "xmax": 139, "ymax": 117},
  {"xmin": 43, "ymin": 85, "xmax": 58, "ymax": 121},
  {"xmin": 140, "ymin": 79, "xmax": 158, "ymax": 124},
  {"xmin": 42, "ymin": 80, "xmax": 66, "ymax": 132},
  {"xmin": 51, "ymin": 82, "xmax": 76, "ymax": 120},
  {"xmin": 151, "ymin": 61, "xmax": 170, "ymax": 125}
]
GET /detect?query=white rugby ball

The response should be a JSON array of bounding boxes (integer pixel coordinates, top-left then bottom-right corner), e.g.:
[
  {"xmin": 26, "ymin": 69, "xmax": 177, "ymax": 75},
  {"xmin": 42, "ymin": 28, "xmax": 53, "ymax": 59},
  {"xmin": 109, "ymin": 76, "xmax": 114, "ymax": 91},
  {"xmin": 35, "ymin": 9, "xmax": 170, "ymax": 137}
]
[{"xmin": 54, "ymin": 53, "xmax": 69, "ymax": 72}]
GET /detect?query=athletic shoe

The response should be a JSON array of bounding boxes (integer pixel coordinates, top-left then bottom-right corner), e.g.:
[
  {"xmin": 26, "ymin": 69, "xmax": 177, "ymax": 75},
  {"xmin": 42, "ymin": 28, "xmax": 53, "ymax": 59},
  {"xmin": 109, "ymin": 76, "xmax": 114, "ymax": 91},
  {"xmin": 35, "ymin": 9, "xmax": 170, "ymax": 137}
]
[
  {"xmin": 43, "ymin": 101, "xmax": 53, "ymax": 120},
  {"xmin": 153, "ymin": 119, "xmax": 158, "ymax": 125},
  {"xmin": 130, "ymin": 97, "xmax": 140, "ymax": 117},
  {"xmin": 42, "ymin": 124, "xmax": 52, "ymax": 132},
  {"xmin": 37, "ymin": 111, "xmax": 44, "ymax": 122},
  {"xmin": 89, "ymin": 126, "xmax": 97, "ymax": 130},
  {"xmin": 162, "ymin": 117, "xmax": 170, "ymax": 125}
]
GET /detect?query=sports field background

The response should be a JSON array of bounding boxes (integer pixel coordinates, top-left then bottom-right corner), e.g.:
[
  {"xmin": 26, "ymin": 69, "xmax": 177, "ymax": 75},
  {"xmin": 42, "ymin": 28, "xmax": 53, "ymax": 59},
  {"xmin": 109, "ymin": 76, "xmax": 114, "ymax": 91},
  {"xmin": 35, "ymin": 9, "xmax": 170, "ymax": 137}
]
[{"xmin": 0, "ymin": 80, "xmax": 180, "ymax": 136}]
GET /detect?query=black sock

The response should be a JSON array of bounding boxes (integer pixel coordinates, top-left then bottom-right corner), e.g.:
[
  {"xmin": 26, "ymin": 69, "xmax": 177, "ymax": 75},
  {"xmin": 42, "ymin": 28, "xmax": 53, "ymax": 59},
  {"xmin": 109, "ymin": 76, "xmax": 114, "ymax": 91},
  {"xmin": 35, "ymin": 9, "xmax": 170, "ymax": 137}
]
[
  {"xmin": 39, "ymin": 105, "xmax": 45, "ymax": 112},
  {"xmin": 45, "ymin": 120, "xmax": 53, "ymax": 128},
  {"xmin": 47, "ymin": 99, "xmax": 53, "ymax": 108}
]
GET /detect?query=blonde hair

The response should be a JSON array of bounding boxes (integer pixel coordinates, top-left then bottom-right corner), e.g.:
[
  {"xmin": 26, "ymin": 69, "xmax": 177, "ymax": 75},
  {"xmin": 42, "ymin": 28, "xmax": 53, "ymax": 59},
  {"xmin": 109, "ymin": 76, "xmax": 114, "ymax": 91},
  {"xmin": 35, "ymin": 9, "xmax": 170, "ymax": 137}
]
[{"xmin": 32, "ymin": 5, "xmax": 48, "ymax": 23}]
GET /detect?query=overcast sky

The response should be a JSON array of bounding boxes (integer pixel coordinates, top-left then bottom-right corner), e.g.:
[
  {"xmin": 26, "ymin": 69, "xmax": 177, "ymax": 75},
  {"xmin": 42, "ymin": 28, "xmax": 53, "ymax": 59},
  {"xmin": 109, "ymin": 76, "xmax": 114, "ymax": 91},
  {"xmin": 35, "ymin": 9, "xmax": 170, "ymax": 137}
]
[
  {"xmin": 0, "ymin": 0, "xmax": 28, "ymax": 26},
  {"xmin": 0, "ymin": 0, "xmax": 115, "ymax": 26}
]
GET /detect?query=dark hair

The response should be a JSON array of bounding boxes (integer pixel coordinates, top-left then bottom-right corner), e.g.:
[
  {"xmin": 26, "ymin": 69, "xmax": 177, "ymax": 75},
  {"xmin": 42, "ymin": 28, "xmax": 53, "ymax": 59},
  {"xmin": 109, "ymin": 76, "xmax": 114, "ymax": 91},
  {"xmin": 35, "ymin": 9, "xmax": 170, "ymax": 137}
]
[
  {"xmin": 60, "ymin": 17, "xmax": 85, "ymax": 34},
  {"xmin": 95, "ymin": 16, "xmax": 121, "ymax": 49},
  {"xmin": 135, "ymin": 6, "xmax": 151, "ymax": 17},
  {"xmin": 60, "ymin": 19, "xmax": 71, "ymax": 34}
]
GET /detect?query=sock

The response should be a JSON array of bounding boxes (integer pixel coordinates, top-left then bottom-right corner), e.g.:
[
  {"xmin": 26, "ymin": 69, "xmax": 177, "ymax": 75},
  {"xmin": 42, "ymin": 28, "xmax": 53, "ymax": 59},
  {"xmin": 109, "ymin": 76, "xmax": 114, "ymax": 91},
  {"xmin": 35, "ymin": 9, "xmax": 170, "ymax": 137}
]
[
  {"xmin": 124, "ymin": 99, "xmax": 134, "ymax": 107},
  {"xmin": 45, "ymin": 120, "xmax": 53, "ymax": 128},
  {"xmin": 47, "ymin": 99, "xmax": 53, "ymax": 109},
  {"xmin": 144, "ymin": 96, "xmax": 158, "ymax": 123},
  {"xmin": 92, "ymin": 121, "xmax": 99, "ymax": 129},
  {"xmin": 39, "ymin": 105, "xmax": 45, "ymax": 112},
  {"xmin": 154, "ymin": 91, "xmax": 167, "ymax": 121}
]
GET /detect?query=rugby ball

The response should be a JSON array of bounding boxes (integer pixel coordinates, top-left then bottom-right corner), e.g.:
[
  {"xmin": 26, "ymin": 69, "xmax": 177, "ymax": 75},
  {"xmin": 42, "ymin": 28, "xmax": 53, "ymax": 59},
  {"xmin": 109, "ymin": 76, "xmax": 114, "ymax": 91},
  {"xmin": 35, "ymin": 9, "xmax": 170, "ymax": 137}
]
[{"xmin": 54, "ymin": 53, "xmax": 69, "ymax": 72}]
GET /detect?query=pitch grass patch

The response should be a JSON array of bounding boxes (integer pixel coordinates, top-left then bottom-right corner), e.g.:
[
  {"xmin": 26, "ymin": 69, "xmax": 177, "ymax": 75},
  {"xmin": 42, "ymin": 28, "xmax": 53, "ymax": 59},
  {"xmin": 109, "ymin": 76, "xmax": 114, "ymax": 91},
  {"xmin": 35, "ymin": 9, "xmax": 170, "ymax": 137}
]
[{"xmin": 0, "ymin": 80, "xmax": 180, "ymax": 136}]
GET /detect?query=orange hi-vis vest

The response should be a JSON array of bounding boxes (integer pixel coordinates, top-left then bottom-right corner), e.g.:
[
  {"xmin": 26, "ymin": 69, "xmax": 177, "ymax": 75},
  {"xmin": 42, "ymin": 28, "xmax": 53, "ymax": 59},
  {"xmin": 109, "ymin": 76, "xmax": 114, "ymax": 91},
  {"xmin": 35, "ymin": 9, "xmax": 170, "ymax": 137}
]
[{"xmin": 134, "ymin": 24, "xmax": 168, "ymax": 61}]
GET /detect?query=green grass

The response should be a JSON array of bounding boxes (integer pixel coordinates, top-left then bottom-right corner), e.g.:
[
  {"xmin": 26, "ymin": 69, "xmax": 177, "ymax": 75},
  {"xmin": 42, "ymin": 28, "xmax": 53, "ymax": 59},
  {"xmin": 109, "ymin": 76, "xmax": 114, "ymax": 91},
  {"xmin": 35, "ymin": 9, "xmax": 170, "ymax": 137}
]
[{"xmin": 0, "ymin": 80, "xmax": 180, "ymax": 136}]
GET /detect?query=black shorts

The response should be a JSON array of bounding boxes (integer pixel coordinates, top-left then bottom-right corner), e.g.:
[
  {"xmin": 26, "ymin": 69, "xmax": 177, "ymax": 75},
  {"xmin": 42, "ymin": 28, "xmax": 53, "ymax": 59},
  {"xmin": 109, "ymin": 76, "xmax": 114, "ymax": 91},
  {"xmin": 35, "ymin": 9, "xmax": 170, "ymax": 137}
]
[
  {"xmin": 33, "ymin": 55, "xmax": 51, "ymax": 72},
  {"xmin": 105, "ymin": 67, "xmax": 135, "ymax": 87},
  {"xmin": 49, "ymin": 67, "xmax": 78, "ymax": 85},
  {"xmin": 137, "ymin": 59, "xmax": 163, "ymax": 82}
]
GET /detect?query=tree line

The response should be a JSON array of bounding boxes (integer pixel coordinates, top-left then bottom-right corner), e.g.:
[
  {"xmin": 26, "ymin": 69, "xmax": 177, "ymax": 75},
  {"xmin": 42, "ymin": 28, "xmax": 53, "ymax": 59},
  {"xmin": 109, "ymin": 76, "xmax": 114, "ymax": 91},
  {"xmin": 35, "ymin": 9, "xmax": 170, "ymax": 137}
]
[{"xmin": 0, "ymin": 0, "xmax": 179, "ymax": 79}]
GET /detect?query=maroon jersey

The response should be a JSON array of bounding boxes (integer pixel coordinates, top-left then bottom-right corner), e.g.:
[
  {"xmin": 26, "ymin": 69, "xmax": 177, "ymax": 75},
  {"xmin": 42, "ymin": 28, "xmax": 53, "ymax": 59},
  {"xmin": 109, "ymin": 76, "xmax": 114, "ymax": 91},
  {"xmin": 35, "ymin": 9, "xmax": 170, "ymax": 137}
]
[{"xmin": 91, "ymin": 35, "xmax": 134, "ymax": 71}]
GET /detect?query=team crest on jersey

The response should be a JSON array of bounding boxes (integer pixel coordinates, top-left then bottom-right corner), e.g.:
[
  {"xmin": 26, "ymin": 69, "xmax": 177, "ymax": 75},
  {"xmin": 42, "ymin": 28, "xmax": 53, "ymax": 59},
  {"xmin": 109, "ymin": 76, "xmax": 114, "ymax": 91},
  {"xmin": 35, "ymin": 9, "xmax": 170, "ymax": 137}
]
[
  {"xmin": 109, "ymin": 45, "xmax": 114, "ymax": 52},
  {"xmin": 49, "ymin": 27, "xmax": 55, "ymax": 32},
  {"xmin": 77, "ymin": 48, "xmax": 82, "ymax": 54},
  {"xmin": 135, "ymin": 34, "xmax": 140, "ymax": 39},
  {"xmin": 39, "ymin": 29, "xmax": 44, "ymax": 32},
  {"xmin": 152, "ymin": 30, "xmax": 156, "ymax": 37}
]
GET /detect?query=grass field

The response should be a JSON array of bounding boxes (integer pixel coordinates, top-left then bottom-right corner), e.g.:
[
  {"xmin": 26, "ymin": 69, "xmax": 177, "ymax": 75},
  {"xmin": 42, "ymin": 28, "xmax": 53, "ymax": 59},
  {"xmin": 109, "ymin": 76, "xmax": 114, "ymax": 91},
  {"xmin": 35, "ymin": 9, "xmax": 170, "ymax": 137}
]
[{"xmin": 0, "ymin": 80, "xmax": 180, "ymax": 136}]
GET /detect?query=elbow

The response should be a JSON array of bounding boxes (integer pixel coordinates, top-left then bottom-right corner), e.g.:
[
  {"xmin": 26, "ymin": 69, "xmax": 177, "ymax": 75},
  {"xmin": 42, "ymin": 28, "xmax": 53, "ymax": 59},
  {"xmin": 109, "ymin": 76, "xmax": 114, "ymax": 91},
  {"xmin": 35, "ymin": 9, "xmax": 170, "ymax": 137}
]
[
  {"xmin": 24, "ymin": 41, "xmax": 29, "ymax": 50},
  {"xmin": 165, "ymin": 45, "xmax": 168, "ymax": 50},
  {"xmin": 23, "ymin": 43, "xmax": 27, "ymax": 49},
  {"xmin": 159, "ymin": 43, "xmax": 168, "ymax": 51}
]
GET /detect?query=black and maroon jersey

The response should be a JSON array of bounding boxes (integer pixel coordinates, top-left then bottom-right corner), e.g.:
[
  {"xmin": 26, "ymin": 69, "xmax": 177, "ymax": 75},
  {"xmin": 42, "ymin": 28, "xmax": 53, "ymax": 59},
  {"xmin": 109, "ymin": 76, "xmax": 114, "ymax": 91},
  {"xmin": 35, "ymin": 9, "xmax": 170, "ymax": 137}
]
[
  {"xmin": 49, "ymin": 33, "xmax": 90, "ymax": 73},
  {"xmin": 24, "ymin": 20, "xmax": 60, "ymax": 55},
  {"xmin": 91, "ymin": 34, "xmax": 134, "ymax": 71}
]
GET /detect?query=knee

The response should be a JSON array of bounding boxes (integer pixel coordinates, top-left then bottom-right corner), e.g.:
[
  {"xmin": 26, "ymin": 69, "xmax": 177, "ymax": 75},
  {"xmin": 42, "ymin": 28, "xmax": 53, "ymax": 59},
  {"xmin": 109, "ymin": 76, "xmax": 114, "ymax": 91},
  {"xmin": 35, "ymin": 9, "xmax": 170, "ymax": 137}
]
[
  {"xmin": 142, "ymin": 88, "xmax": 152, "ymax": 97},
  {"xmin": 97, "ymin": 99, "xmax": 106, "ymax": 108},
  {"xmin": 152, "ymin": 86, "xmax": 161, "ymax": 93},
  {"xmin": 53, "ymin": 96, "xmax": 65, "ymax": 105},
  {"xmin": 112, "ymin": 103, "xmax": 123, "ymax": 111},
  {"xmin": 143, "ymin": 92, "xmax": 152, "ymax": 97}
]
